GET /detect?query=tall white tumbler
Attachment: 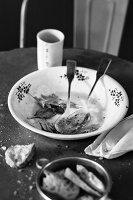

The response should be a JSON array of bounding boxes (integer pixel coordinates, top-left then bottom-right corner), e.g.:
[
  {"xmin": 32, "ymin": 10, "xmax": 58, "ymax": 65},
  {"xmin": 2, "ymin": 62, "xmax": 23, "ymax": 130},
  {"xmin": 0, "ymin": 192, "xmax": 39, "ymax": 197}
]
[{"xmin": 37, "ymin": 29, "xmax": 65, "ymax": 70}]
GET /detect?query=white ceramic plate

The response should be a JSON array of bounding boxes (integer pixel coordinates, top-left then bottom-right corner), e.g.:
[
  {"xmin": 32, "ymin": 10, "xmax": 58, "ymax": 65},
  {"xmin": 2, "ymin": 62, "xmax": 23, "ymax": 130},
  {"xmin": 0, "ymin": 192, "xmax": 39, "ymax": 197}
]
[{"xmin": 8, "ymin": 66, "xmax": 129, "ymax": 140}]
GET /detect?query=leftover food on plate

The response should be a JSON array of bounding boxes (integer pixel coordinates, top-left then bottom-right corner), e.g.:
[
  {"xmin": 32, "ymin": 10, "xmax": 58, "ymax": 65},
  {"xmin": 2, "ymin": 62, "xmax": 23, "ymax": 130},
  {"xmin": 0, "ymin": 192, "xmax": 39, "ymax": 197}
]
[
  {"xmin": 41, "ymin": 164, "xmax": 105, "ymax": 200},
  {"xmin": 5, "ymin": 143, "xmax": 35, "ymax": 168},
  {"xmin": 8, "ymin": 66, "xmax": 129, "ymax": 139},
  {"xmin": 28, "ymin": 93, "xmax": 105, "ymax": 135},
  {"xmin": 55, "ymin": 111, "xmax": 91, "ymax": 134}
]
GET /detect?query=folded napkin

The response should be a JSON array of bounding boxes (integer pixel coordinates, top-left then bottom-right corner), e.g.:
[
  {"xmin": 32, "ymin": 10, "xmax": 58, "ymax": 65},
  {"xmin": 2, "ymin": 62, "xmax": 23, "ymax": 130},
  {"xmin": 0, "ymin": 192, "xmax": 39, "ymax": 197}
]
[{"xmin": 84, "ymin": 115, "xmax": 133, "ymax": 159}]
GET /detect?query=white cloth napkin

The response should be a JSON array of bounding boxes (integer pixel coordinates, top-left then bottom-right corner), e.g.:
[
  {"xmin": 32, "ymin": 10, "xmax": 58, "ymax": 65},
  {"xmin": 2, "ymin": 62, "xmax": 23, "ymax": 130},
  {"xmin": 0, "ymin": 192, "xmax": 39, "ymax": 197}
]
[{"xmin": 84, "ymin": 115, "xmax": 133, "ymax": 159}]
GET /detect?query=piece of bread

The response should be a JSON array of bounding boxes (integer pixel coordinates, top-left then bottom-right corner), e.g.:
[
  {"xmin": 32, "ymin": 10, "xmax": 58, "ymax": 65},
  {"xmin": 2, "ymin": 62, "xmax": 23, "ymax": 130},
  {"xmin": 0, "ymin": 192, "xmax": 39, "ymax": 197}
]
[
  {"xmin": 5, "ymin": 143, "xmax": 35, "ymax": 168},
  {"xmin": 64, "ymin": 168, "xmax": 100, "ymax": 197},
  {"xmin": 77, "ymin": 165, "xmax": 105, "ymax": 193},
  {"xmin": 42, "ymin": 170, "xmax": 79, "ymax": 200}
]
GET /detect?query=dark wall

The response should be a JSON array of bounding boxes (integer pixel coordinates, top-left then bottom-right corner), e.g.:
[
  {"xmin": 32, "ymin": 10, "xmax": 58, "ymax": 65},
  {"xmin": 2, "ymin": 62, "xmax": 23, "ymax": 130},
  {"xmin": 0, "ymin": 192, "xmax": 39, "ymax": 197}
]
[
  {"xmin": 119, "ymin": 0, "xmax": 133, "ymax": 62},
  {"xmin": 0, "ymin": 0, "xmax": 21, "ymax": 50},
  {"xmin": 0, "ymin": 0, "xmax": 73, "ymax": 51},
  {"xmin": 0, "ymin": 0, "xmax": 133, "ymax": 62},
  {"xmin": 26, "ymin": 0, "xmax": 73, "ymax": 48}
]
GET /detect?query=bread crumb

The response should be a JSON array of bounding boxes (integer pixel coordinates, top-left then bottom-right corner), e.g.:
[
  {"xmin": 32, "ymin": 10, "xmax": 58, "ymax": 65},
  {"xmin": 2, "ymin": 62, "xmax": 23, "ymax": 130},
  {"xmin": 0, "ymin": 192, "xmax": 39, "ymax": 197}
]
[
  {"xmin": 17, "ymin": 180, "xmax": 22, "ymax": 184},
  {"xmin": 29, "ymin": 185, "xmax": 33, "ymax": 191},
  {"xmin": 5, "ymin": 143, "xmax": 35, "ymax": 168},
  {"xmin": 1, "ymin": 146, "xmax": 6, "ymax": 151},
  {"xmin": 13, "ymin": 190, "xmax": 18, "ymax": 196}
]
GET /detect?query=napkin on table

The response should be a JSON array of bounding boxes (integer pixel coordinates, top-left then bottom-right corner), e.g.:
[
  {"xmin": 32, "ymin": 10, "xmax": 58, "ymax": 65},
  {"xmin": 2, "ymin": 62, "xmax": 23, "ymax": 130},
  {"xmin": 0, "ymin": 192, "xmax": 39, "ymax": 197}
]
[{"xmin": 84, "ymin": 115, "xmax": 133, "ymax": 159}]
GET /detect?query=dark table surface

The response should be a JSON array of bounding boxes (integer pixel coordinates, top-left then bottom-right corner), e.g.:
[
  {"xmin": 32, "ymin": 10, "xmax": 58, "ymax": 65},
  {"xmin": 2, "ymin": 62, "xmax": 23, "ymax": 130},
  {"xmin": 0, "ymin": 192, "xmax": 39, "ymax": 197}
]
[{"xmin": 0, "ymin": 47, "xmax": 133, "ymax": 200}]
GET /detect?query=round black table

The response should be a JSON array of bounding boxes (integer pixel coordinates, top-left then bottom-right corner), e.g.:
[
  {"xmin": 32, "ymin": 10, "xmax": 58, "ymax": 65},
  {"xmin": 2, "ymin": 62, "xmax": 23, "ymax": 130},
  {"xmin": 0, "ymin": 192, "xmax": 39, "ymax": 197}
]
[{"xmin": 0, "ymin": 47, "xmax": 133, "ymax": 200}]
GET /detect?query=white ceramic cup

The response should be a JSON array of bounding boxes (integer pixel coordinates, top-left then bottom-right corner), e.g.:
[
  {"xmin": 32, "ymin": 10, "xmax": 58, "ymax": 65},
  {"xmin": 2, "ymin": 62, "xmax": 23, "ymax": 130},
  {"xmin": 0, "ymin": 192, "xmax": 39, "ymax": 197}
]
[{"xmin": 37, "ymin": 29, "xmax": 65, "ymax": 70}]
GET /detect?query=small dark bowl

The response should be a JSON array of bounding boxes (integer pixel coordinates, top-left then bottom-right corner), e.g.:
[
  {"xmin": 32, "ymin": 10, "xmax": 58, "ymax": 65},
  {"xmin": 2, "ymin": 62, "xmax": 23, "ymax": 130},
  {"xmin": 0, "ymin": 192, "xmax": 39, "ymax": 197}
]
[{"xmin": 36, "ymin": 157, "xmax": 111, "ymax": 200}]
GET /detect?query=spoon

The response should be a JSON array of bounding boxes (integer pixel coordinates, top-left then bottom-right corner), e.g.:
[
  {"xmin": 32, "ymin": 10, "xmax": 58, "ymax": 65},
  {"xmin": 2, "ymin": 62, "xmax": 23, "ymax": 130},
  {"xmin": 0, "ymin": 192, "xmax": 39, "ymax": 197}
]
[
  {"xmin": 54, "ymin": 60, "xmax": 77, "ymax": 133},
  {"xmin": 65, "ymin": 59, "xmax": 77, "ymax": 115},
  {"xmin": 55, "ymin": 58, "xmax": 112, "ymax": 134}
]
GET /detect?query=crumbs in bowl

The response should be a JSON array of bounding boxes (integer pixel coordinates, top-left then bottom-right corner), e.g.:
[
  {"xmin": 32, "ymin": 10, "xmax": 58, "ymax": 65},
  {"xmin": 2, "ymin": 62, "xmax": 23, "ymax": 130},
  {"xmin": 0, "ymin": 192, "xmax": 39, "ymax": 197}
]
[{"xmin": 41, "ymin": 164, "xmax": 105, "ymax": 200}]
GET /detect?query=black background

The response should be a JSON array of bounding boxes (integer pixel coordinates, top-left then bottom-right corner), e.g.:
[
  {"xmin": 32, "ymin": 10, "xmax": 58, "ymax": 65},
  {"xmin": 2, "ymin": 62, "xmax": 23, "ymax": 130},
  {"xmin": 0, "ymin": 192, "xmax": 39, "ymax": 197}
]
[{"xmin": 0, "ymin": 0, "xmax": 133, "ymax": 62}]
